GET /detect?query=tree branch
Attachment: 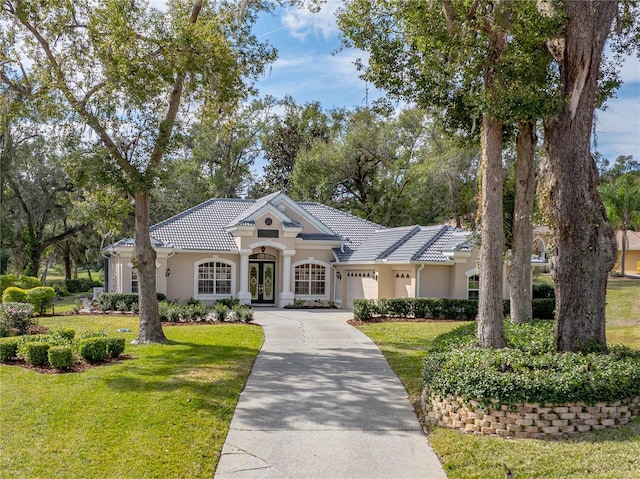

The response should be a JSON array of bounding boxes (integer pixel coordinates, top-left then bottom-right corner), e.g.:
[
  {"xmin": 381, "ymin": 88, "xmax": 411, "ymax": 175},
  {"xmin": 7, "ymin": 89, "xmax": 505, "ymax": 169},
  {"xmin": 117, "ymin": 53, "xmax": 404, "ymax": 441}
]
[{"xmin": 42, "ymin": 224, "xmax": 86, "ymax": 249}]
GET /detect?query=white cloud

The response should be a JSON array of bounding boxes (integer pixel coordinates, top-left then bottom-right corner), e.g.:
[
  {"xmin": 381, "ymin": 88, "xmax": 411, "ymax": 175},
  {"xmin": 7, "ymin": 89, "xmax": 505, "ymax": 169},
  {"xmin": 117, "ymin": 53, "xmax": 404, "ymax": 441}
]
[{"xmin": 281, "ymin": 0, "xmax": 341, "ymax": 41}]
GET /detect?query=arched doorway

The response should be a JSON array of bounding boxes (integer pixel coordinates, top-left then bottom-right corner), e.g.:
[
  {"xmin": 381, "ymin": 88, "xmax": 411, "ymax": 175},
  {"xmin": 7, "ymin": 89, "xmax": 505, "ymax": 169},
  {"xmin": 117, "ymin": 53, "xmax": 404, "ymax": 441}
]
[{"xmin": 249, "ymin": 253, "xmax": 276, "ymax": 304}]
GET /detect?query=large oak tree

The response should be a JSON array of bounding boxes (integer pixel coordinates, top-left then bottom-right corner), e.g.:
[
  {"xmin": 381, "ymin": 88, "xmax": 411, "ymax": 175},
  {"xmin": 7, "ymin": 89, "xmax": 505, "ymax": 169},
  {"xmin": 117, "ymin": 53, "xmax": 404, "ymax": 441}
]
[{"xmin": 1, "ymin": 0, "xmax": 303, "ymax": 343}]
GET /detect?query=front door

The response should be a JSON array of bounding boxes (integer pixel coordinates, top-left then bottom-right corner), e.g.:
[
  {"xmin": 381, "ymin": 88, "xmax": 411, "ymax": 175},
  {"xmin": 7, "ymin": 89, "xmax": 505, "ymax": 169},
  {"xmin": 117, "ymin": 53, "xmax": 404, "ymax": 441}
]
[{"xmin": 249, "ymin": 261, "xmax": 275, "ymax": 304}]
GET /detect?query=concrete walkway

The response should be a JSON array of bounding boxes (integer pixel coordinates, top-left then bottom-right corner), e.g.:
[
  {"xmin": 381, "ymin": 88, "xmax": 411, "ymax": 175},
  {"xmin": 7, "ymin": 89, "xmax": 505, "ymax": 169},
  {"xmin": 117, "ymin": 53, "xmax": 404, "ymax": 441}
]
[{"xmin": 214, "ymin": 309, "xmax": 447, "ymax": 479}]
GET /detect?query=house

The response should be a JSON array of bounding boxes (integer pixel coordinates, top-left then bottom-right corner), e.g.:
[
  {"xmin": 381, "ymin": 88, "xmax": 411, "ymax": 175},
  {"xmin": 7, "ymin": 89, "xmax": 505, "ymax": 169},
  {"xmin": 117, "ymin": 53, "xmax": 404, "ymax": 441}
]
[
  {"xmin": 614, "ymin": 230, "xmax": 640, "ymax": 275},
  {"xmin": 103, "ymin": 191, "xmax": 507, "ymax": 309}
]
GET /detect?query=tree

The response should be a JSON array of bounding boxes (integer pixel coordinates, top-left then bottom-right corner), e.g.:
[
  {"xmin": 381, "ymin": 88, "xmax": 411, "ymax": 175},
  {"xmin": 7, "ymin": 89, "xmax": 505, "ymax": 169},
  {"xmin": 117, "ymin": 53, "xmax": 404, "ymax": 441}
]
[
  {"xmin": 539, "ymin": 1, "xmax": 625, "ymax": 352},
  {"xmin": 338, "ymin": 0, "xmax": 558, "ymax": 347},
  {"xmin": 2, "ymin": 0, "xmax": 294, "ymax": 343},
  {"xmin": 0, "ymin": 127, "xmax": 85, "ymax": 277},
  {"xmin": 600, "ymin": 174, "xmax": 640, "ymax": 277},
  {"xmin": 252, "ymin": 97, "xmax": 332, "ymax": 197}
]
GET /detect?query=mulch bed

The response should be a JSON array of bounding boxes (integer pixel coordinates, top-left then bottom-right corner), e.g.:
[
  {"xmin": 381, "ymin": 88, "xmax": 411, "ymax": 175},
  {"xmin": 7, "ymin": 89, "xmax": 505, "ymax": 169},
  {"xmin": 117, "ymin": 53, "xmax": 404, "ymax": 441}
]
[{"xmin": 2, "ymin": 355, "xmax": 134, "ymax": 374}]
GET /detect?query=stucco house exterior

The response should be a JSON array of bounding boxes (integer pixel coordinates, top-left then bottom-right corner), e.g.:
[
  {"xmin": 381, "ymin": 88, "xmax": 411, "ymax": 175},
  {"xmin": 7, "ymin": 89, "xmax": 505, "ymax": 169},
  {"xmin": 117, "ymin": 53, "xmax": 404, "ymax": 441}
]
[
  {"xmin": 613, "ymin": 230, "xmax": 640, "ymax": 274},
  {"xmin": 103, "ymin": 191, "xmax": 508, "ymax": 308}
]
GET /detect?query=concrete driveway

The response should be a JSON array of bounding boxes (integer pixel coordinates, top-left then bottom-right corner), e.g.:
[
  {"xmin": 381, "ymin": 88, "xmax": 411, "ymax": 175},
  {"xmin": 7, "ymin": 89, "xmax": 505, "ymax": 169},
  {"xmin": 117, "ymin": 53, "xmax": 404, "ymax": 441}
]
[{"xmin": 214, "ymin": 309, "xmax": 447, "ymax": 479}]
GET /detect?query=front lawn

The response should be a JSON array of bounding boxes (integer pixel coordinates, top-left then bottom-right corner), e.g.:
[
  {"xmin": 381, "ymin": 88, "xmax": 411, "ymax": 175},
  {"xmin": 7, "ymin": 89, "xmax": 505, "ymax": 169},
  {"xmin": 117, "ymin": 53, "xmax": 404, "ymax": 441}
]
[
  {"xmin": 358, "ymin": 278, "xmax": 640, "ymax": 479},
  {"xmin": 0, "ymin": 315, "xmax": 263, "ymax": 479}
]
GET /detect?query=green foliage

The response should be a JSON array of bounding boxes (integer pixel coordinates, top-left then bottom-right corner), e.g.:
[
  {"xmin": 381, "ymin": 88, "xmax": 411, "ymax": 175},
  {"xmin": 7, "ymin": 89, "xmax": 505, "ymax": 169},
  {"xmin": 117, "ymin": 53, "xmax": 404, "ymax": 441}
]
[
  {"xmin": 422, "ymin": 321, "xmax": 640, "ymax": 407},
  {"xmin": 0, "ymin": 302, "xmax": 36, "ymax": 336},
  {"xmin": 214, "ymin": 303, "xmax": 229, "ymax": 322},
  {"xmin": 158, "ymin": 300, "xmax": 211, "ymax": 323},
  {"xmin": 531, "ymin": 298, "xmax": 555, "ymax": 319},
  {"xmin": 2, "ymin": 286, "xmax": 27, "ymax": 304},
  {"xmin": 23, "ymin": 342, "xmax": 51, "ymax": 366},
  {"xmin": 353, "ymin": 299, "xmax": 378, "ymax": 320},
  {"xmin": 216, "ymin": 298, "xmax": 240, "ymax": 308},
  {"xmin": 532, "ymin": 281, "xmax": 555, "ymax": 298},
  {"xmin": 48, "ymin": 346, "xmax": 74, "ymax": 370},
  {"xmin": 45, "ymin": 280, "xmax": 70, "ymax": 296},
  {"xmin": 0, "ymin": 338, "xmax": 19, "ymax": 362},
  {"xmin": 51, "ymin": 328, "xmax": 75, "ymax": 342},
  {"xmin": 234, "ymin": 305, "xmax": 255, "ymax": 323},
  {"xmin": 0, "ymin": 274, "xmax": 18, "ymax": 293},
  {"xmin": 353, "ymin": 298, "xmax": 480, "ymax": 321},
  {"xmin": 107, "ymin": 338, "xmax": 125, "ymax": 358},
  {"xmin": 97, "ymin": 293, "xmax": 163, "ymax": 312},
  {"xmin": 78, "ymin": 337, "xmax": 108, "ymax": 363},
  {"xmin": 26, "ymin": 286, "xmax": 56, "ymax": 314}
]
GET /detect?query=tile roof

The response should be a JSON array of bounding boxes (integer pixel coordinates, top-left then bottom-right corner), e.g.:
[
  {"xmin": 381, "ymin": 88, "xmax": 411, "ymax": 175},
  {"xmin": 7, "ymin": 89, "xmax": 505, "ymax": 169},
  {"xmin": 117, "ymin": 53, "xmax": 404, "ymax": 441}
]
[{"xmin": 106, "ymin": 193, "xmax": 474, "ymax": 262}]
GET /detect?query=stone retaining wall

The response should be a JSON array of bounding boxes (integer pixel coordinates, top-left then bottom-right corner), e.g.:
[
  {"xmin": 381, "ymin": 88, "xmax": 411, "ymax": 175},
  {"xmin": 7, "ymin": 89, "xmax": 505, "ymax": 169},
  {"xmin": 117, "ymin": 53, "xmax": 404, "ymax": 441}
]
[{"xmin": 421, "ymin": 390, "xmax": 640, "ymax": 439}]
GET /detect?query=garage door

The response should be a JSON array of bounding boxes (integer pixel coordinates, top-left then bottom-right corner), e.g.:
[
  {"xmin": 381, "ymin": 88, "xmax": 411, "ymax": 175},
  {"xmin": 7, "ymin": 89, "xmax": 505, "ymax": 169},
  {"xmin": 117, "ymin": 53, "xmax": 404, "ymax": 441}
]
[{"xmin": 345, "ymin": 271, "xmax": 378, "ymax": 309}]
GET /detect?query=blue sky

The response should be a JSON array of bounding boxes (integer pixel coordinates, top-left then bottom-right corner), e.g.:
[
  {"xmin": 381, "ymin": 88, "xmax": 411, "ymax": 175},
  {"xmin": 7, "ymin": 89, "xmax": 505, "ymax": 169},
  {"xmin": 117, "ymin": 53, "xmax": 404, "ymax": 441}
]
[{"xmin": 253, "ymin": 2, "xmax": 640, "ymax": 165}]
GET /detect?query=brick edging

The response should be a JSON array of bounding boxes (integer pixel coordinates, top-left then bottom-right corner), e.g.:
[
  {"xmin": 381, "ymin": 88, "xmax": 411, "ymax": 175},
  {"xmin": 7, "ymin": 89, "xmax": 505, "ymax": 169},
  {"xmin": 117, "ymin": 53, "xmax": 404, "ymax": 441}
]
[{"xmin": 421, "ymin": 389, "xmax": 640, "ymax": 439}]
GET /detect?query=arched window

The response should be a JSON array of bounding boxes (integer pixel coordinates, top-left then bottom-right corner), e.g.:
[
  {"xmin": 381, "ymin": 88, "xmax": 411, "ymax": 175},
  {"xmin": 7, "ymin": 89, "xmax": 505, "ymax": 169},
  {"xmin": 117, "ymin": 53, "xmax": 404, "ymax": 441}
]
[
  {"xmin": 196, "ymin": 260, "xmax": 233, "ymax": 297},
  {"xmin": 467, "ymin": 274, "xmax": 480, "ymax": 300},
  {"xmin": 294, "ymin": 262, "xmax": 327, "ymax": 297}
]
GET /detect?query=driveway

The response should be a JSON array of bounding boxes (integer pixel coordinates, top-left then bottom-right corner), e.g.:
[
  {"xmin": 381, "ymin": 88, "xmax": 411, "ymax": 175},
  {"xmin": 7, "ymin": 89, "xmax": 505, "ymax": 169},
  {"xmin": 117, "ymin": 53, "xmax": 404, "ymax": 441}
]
[{"xmin": 214, "ymin": 309, "xmax": 447, "ymax": 479}]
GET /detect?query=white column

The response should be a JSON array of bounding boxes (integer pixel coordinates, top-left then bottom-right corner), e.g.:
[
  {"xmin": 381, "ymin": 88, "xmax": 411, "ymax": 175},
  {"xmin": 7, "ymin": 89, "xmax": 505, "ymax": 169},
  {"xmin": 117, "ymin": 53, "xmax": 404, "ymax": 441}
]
[
  {"xmin": 279, "ymin": 251, "xmax": 295, "ymax": 307},
  {"xmin": 238, "ymin": 251, "xmax": 252, "ymax": 305}
]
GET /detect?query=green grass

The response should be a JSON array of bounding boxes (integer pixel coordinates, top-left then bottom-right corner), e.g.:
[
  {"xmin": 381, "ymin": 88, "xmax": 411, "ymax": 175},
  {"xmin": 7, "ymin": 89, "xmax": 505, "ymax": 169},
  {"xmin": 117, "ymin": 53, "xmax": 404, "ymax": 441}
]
[
  {"xmin": 0, "ymin": 316, "xmax": 263, "ymax": 479},
  {"xmin": 358, "ymin": 279, "xmax": 640, "ymax": 479}
]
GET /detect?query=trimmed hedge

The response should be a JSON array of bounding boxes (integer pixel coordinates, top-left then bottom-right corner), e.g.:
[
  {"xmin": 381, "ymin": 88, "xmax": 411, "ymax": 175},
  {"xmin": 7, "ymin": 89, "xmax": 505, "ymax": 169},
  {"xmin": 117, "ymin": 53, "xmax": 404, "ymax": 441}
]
[
  {"xmin": 107, "ymin": 338, "xmax": 125, "ymax": 358},
  {"xmin": 353, "ymin": 297, "xmax": 556, "ymax": 321},
  {"xmin": 532, "ymin": 281, "xmax": 555, "ymax": 299},
  {"xmin": 23, "ymin": 342, "xmax": 51, "ymax": 366},
  {"xmin": 48, "ymin": 346, "xmax": 74, "ymax": 370},
  {"xmin": 0, "ymin": 275, "xmax": 41, "ymax": 293},
  {"xmin": 0, "ymin": 338, "xmax": 19, "ymax": 362},
  {"xmin": 422, "ymin": 320, "xmax": 640, "ymax": 407},
  {"xmin": 78, "ymin": 337, "xmax": 108, "ymax": 363},
  {"xmin": 2, "ymin": 286, "xmax": 27, "ymax": 304}
]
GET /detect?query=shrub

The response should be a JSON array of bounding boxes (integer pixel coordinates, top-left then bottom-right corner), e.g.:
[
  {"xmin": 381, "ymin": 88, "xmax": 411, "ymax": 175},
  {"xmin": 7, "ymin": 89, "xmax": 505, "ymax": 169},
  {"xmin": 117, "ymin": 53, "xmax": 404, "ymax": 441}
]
[
  {"xmin": 386, "ymin": 298, "xmax": 414, "ymax": 318},
  {"xmin": 0, "ymin": 302, "xmax": 35, "ymax": 336},
  {"xmin": 158, "ymin": 301, "xmax": 181, "ymax": 322},
  {"xmin": 16, "ymin": 276, "xmax": 41, "ymax": 290},
  {"xmin": 26, "ymin": 287, "xmax": 56, "ymax": 314},
  {"xmin": 97, "ymin": 292, "xmax": 165, "ymax": 312},
  {"xmin": 0, "ymin": 274, "xmax": 18, "ymax": 295},
  {"xmin": 48, "ymin": 346, "xmax": 74, "ymax": 370},
  {"xmin": 532, "ymin": 298, "xmax": 555, "ymax": 319},
  {"xmin": 217, "ymin": 297, "xmax": 239, "ymax": 308},
  {"xmin": 234, "ymin": 305, "xmax": 254, "ymax": 323},
  {"xmin": 2, "ymin": 286, "xmax": 27, "ymax": 304},
  {"xmin": 78, "ymin": 337, "xmax": 108, "ymax": 363},
  {"xmin": 532, "ymin": 282, "xmax": 555, "ymax": 299},
  {"xmin": 353, "ymin": 299, "xmax": 376, "ymax": 320},
  {"xmin": 214, "ymin": 303, "xmax": 229, "ymax": 321},
  {"xmin": 0, "ymin": 338, "xmax": 19, "ymax": 362},
  {"xmin": 422, "ymin": 321, "xmax": 640, "ymax": 407},
  {"xmin": 44, "ymin": 280, "xmax": 70, "ymax": 296},
  {"xmin": 50, "ymin": 328, "xmax": 75, "ymax": 342},
  {"xmin": 107, "ymin": 338, "xmax": 125, "ymax": 358},
  {"xmin": 64, "ymin": 278, "xmax": 102, "ymax": 293},
  {"xmin": 23, "ymin": 342, "xmax": 51, "ymax": 366}
]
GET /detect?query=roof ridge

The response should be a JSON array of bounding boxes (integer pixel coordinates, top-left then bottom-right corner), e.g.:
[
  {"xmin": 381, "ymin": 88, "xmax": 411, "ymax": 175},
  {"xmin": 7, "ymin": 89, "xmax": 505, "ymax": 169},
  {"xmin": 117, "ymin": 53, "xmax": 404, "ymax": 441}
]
[
  {"xmin": 411, "ymin": 225, "xmax": 449, "ymax": 261},
  {"xmin": 298, "ymin": 201, "xmax": 384, "ymax": 230},
  {"xmin": 379, "ymin": 225, "xmax": 422, "ymax": 260},
  {"xmin": 151, "ymin": 197, "xmax": 253, "ymax": 230}
]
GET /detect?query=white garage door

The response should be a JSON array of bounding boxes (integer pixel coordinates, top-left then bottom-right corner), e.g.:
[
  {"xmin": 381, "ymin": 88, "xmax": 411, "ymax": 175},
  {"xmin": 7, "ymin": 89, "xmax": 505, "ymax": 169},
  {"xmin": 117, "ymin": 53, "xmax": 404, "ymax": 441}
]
[{"xmin": 345, "ymin": 271, "xmax": 378, "ymax": 309}]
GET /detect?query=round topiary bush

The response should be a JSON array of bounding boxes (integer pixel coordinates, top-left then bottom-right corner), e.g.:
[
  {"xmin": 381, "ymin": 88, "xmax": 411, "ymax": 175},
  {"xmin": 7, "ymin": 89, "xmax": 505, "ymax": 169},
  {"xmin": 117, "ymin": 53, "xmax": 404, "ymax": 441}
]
[
  {"xmin": 107, "ymin": 338, "xmax": 125, "ymax": 358},
  {"xmin": 78, "ymin": 337, "xmax": 108, "ymax": 363},
  {"xmin": 48, "ymin": 345, "xmax": 74, "ymax": 370}
]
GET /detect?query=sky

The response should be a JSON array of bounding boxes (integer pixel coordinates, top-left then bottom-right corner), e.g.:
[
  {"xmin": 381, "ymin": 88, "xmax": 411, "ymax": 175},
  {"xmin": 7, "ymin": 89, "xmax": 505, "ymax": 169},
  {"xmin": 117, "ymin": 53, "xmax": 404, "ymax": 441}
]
[{"xmin": 252, "ymin": 1, "xmax": 640, "ymax": 165}]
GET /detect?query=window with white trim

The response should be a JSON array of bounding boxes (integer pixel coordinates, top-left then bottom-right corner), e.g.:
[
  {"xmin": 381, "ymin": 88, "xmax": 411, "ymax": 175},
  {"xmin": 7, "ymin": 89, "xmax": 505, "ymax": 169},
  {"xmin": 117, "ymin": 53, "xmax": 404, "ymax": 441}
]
[
  {"xmin": 131, "ymin": 269, "xmax": 138, "ymax": 294},
  {"xmin": 467, "ymin": 274, "xmax": 479, "ymax": 300},
  {"xmin": 198, "ymin": 261, "xmax": 232, "ymax": 295},
  {"xmin": 295, "ymin": 263, "xmax": 326, "ymax": 296}
]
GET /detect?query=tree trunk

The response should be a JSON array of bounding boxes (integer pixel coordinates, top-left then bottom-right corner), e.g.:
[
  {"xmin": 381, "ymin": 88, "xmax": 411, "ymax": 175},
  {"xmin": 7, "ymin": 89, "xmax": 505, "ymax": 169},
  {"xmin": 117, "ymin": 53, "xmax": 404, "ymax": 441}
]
[
  {"xmin": 542, "ymin": 0, "xmax": 617, "ymax": 353},
  {"xmin": 63, "ymin": 241, "xmax": 72, "ymax": 280},
  {"xmin": 509, "ymin": 121, "xmax": 536, "ymax": 324},
  {"xmin": 131, "ymin": 191, "xmax": 166, "ymax": 344},
  {"xmin": 620, "ymin": 229, "xmax": 626, "ymax": 276},
  {"xmin": 477, "ymin": 114, "xmax": 507, "ymax": 348}
]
